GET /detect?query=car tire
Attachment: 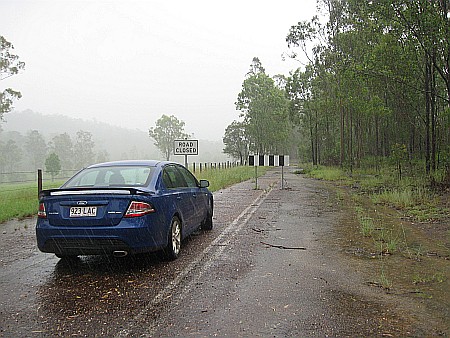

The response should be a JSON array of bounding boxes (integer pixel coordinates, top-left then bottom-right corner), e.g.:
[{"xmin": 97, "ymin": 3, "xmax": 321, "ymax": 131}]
[{"xmin": 164, "ymin": 216, "xmax": 181, "ymax": 260}]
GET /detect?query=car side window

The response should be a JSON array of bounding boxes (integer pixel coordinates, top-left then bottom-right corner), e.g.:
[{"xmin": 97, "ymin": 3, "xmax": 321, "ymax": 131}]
[
  {"xmin": 176, "ymin": 166, "xmax": 198, "ymax": 188},
  {"xmin": 162, "ymin": 170, "xmax": 175, "ymax": 188},
  {"xmin": 163, "ymin": 166, "xmax": 187, "ymax": 189}
]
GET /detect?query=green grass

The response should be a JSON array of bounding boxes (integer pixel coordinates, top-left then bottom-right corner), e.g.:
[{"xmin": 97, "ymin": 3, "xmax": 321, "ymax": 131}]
[
  {"xmin": 0, "ymin": 166, "xmax": 264, "ymax": 224},
  {"xmin": 194, "ymin": 166, "xmax": 267, "ymax": 192},
  {"xmin": 412, "ymin": 272, "xmax": 446, "ymax": 285},
  {"xmin": 0, "ymin": 180, "xmax": 64, "ymax": 224},
  {"xmin": 303, "ymin": 164, "xmax": 449, "ymax": 223},
  {"xmin": 360, "ymin": 216, "xmax": 376, "ymax": 237},
  {"xmin": 306, "ymin": 165, "xmax": 350, "ymax": 182},
  {"xmin": 372, "ymin": 186, "xmax": 426, "ymax": 208},
  {"xmin": 379, "ymin": 268, "xmax": 393, "ymax": 290}
]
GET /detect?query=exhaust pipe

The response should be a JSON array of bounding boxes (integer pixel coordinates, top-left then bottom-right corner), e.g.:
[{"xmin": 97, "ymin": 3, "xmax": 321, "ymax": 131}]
[{"xmin": 113, "ymin": 250, "xmax": 128, "ymax": 257}]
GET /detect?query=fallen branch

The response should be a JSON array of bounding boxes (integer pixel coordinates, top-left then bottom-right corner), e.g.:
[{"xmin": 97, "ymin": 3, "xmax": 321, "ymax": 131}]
[{"xmin": 260, "ymin": 241, "xmax": 306, "ymax": 250}]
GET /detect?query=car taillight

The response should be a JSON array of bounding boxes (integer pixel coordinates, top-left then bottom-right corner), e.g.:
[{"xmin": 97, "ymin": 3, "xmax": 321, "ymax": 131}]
[
  {"xmin": 125, "ymin": 201, "xmax": 155, "ymax": 217},
  {"xmin": 38, "ymin": 202, "xmax": 47, "ymax": 218}
]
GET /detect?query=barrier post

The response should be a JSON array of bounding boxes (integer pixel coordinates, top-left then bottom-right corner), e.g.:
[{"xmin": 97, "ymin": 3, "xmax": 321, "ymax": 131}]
[{"xmin": 37, "ymin": 169, "xmax": 42, "ymax": 198}]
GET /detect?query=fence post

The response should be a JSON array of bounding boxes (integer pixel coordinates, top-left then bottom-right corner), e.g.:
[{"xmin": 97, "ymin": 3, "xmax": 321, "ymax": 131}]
[
  {"xmin": 37, "ymin": 169, "xmax": 42, "ymax": 198},
  {"xmin": 193, "ymin": 162, "xmax": 196, "ymax": 173}
]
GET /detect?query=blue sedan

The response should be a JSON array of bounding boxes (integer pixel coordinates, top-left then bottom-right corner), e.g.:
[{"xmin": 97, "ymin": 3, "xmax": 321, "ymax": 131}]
[{"xmin": 36, "ymin": 160, "xmax": 213, "ymax": 260}]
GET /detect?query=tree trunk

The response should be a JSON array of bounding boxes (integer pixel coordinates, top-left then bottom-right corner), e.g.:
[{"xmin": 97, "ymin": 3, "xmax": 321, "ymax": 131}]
[
  {"xmin": 340, "ymin": 100, "xmax": 345, "ymax": 167},
  {"xmin": 431, "ymin": 49, "xmax": 437, "ymax": 172},
  {"xmin": 425, "ymin": 54, "xmax": 432, "ymax": 174},
  {"xmin": 309, "ymin": 113, "xmax": 317, "ymax": 165}
]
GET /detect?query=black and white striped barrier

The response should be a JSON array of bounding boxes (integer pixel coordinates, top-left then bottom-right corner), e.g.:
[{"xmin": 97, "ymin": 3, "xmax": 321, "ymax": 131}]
[
  {"xmin": 248, "ymin": 155, "xmax": 289, "ymax": 167},
  {"xmin": 248, "ymin": 155, "xmax": 289, "ymax": 189}
]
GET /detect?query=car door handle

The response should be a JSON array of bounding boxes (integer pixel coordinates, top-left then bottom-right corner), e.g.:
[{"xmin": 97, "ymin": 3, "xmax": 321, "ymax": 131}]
[
  {"xmin": 192, "ymin": 194, "xmax": 197, "ymax": 198},
  {"xmin": 176, "ymin": 195, "xmax": 182, "ymax": 200}
]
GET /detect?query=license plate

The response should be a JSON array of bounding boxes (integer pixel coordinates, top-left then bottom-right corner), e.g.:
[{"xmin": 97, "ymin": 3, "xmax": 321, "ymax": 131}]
[{"xmin": 70, "ymin": 206, "xmax": 97, "ymax": 217}]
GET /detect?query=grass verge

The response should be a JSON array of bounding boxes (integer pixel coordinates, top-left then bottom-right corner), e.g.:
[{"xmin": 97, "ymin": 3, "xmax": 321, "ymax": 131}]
[
  {"xmin": 302, "ymin": 163, "xmax": 449, "ymax": 333},
  {"xmin": 194, "ymin": 165, "xmax": 266, "ymax": 192},
  {"xmin": 0, "ymin": 166, "xmax": 265, "ymax": 224}
]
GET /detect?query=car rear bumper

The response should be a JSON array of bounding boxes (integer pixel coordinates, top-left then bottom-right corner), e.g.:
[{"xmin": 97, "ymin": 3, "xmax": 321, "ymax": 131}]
[{"xmin": 36, "ymin": 217, "xmax": 168, "ymax": 256}]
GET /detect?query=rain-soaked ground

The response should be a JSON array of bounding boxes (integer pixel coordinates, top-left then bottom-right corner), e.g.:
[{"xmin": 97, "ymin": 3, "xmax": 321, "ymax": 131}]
[{"xmin": 0, "ymin": 168, "xmax": 448, "ymax": 337}]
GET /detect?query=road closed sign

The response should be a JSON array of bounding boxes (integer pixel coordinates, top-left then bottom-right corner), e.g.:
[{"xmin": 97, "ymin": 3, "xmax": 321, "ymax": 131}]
[{"xmin": 174, "ymin": 140, "xmax": 198, "ymax": 155}]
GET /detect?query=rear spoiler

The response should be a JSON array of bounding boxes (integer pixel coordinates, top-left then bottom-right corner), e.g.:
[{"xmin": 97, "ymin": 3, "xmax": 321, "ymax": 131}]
[{"xmin": 39, "ymin": 187, "xmax": 154, "ymax": 199}]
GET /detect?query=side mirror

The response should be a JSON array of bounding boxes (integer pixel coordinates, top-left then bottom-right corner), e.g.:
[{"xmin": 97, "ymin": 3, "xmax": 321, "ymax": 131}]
[{"xmin": 199, "ymin": 179, "xmax": 210, "ymax": 188}]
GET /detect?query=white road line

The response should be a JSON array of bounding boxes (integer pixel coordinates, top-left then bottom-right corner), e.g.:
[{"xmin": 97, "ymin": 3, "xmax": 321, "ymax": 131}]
[{"xmin": 115, "ymin": 183, "xmax": 276, "ymax": 338}]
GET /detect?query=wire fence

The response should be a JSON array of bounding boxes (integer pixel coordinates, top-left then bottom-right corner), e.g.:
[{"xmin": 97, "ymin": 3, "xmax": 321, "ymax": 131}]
[
  {"xmin": 189, "ymin": 161, "xmax": 242, "ymax": 173},
  {"xmin": 0, "ymin": 162, "xmax": 243, "ymax": 193},
  {"xmin": 0, "ymin": 169, "xmax": 79, "ymax": 192}
]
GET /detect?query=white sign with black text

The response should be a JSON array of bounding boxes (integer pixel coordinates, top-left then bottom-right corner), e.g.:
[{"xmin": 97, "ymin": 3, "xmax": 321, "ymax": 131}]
[{"xmin": 174, "ymin": 140, "xmax": 198, "ymax": 156}]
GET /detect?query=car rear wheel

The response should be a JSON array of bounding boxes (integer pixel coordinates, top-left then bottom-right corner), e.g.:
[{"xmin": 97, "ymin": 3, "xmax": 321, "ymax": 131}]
[{"xmin": 164, "ymin": 216, "xmax": 181, "ymax": 260}]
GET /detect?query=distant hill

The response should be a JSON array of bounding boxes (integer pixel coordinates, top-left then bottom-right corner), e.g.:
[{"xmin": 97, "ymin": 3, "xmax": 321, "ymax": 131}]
[{"xmin": 1, "ymin": 110, "xmax": 230, "ymax": 163}]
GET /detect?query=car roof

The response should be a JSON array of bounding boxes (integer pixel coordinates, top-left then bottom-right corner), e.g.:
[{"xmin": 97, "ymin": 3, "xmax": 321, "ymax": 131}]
[{"xmin": 86, "ymin": 160, "xmax": 178, "ymax": 169}]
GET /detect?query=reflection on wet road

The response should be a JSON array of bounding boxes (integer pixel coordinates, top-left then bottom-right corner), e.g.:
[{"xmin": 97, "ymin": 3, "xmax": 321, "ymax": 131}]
[
  {"xmin": 0, "ymin": 171, "xmax": 279, "ymax": 336},
  {"xmin": 1, "ymin": 169, "xmax": 422, "ymax": 336}
]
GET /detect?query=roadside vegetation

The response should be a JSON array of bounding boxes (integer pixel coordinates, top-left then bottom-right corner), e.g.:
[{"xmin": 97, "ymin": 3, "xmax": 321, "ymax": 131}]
[
  {"xmin": 301, "ymin": 162, "xmax": 449, "ymax": 327},
  {"xmin": 0, "ymin": 181, "xmax": 62, "ymax": 224},
  {"xmin": 303, "ymin": 162, "xmax": 449, "ymax": 223},
  {"xmin": 0, "ymin": 165, "xmax": 264, "ymax": 224},
  {"xmin": 193, "ymin": 165, "xmax": 266, "ymax": 192}
]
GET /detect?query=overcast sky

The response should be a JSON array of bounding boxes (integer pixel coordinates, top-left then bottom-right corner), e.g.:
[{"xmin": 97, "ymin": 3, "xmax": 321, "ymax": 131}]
[{"xmin": 1, "ymin": 0, "xmax": 317, "ymax": 141}]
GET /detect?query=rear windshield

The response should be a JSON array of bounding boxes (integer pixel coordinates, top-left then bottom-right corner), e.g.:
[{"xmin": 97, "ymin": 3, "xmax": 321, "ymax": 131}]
[{"xmin": 63, "ymin": 166, "xmax": 155, "ymax": 188}]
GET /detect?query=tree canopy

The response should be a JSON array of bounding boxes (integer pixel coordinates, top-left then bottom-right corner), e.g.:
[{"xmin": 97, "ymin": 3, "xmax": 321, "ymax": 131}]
[
  {"xmin": 45, "ymin": 153, "xmax": 61, "ymax": 181},
  {"xmin": 0, "ymin": 36, "xmax": 25, "ymax": 121},
  {"xmin": 234, "ymin": 58, "xmax": 291, "ymax": 155},
  {"xmin": 149, "ymin": 114, "xmax": 189, "ymax": 160},
  {"xmin": 73, "ymin": 130, "xmax": 95, "ymax": 168},
  {"xmin": 284, "ymin": 0, "xmax": 449, "ymax": 173},
  {"xmin": 222, "ymin": 120, "xmax": 248, "ymax": 164},
  {"xmin": 222, "ymin": 1, "xmax": 448, "ymax": 179}
]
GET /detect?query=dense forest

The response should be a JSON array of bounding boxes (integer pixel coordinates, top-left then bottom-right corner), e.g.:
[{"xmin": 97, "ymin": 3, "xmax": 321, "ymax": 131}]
[{"xmin": 225, "ymin": 0, "xmax": 449, "ymax": 180}]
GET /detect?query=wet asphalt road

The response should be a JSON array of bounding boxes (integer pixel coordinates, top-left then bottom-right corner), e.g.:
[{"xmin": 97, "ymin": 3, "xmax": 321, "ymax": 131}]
[{"xmin": 1, "ymin": 168, "xmax": 416, "ymax": 337}]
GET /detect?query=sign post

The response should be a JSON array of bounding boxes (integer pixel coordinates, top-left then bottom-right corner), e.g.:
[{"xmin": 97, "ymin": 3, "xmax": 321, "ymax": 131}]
[{"xmin": 174, "ymin": 140, "xmax": 198, "ymax": 168}]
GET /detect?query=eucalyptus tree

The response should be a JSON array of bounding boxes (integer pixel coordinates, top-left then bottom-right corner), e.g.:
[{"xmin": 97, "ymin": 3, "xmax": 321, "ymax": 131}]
[
  {"xmin": 236, "ymin": 58, "xmax": 291, "ymax": 155},
  {"xmin": 373, "ymin": 0, "xmax": 450, "ymax": 172},
  {"xmin": 45, "ymin": 153, "xmax": 61, "ymax": 181},
  {"xmin": 223, "ymin": 120, "xmax": 248, "ymax": 164},
  {"xmin": 0, "ymin": 139, "xmax": 22, "ymax": 175},
  {"xmin": 25, "ymin": 130, "xmax": 47, "ymax": 170},
  {"xmin": 0, "ymin": 36, "xmax": 25, "ymax": 121},
  {"xmin": 73, "ymin": 130, "xmax": 95, "ymax": 168},
  {"xmin": 49, "ymin": 133, "xmax": 73, "ymax": 170},
  {"xmin": 148, "ymin": 114, "xmax": 189, "ymax": 160},
  {"xmin": 344, "ymin": 0, "xmax": 450, "ymax": 172},
  {"xmin": 287, "ymin": 1, "xmax": 351, "ymax": 166},
  {"xmin": 286, "ymin": 67, "xmax": 316, "ymax": 164},
  {"xmin": 286, "ymin": 0, "xmax": 449, "ymax": 174}
]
